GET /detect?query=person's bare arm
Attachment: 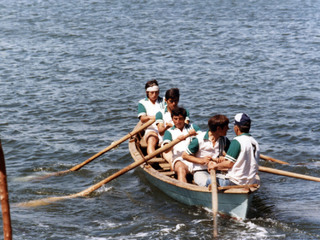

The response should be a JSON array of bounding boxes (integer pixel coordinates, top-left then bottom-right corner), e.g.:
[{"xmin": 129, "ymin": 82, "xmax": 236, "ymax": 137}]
[
  {"xmin": 208, "ymin": 159, "xmax": 234, "ymax": 171},
  {"xmin": 157, "ymin": 122, "xmax": 173, "ymax": 136},
  {"xmin": 140, "ymin": 115, "xmax": 155, "ymax": 123},
  {"xmin": 164, "ymin": 130, "xmax": 197, "ymax": 153},
  {"xmin": 182, "ymin": 152, "xmax": 211, "ymax": 165}
]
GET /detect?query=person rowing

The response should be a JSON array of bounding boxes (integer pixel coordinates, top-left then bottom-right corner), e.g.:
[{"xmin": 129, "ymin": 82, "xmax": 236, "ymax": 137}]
[
  {"xmin": 182, "ymin": 115, "xmax": 230, "ymax": 187},
  {"xmin": 208, "ymin": 113, "xmax": 260, "ymax": 186},
  {"xmin": 138, "ymin": 79, "xmax": 166, "ymax": 155},
  {"xmin": 155, "ymin": 88, "xmax": 190, "ymax": 167},
  {"xmin": 162, "ymin": 107, "xmax": 200, "ymax": 183}
]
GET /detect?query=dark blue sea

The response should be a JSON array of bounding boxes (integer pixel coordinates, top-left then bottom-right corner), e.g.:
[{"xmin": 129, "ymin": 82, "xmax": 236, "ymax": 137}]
[{"xmin": 1, "ymin": 0, "xmax": 319, "ymax": 239}]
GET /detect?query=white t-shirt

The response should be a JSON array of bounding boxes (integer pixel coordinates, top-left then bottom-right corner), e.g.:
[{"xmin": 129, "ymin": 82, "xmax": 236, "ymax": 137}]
[
  {"xmin": 138, "ymin": 97, "xmax": 165, "ymax": 133},
  {"xmin": 225, "ymin": 133, "xmax": 260, "ymax": 185}
]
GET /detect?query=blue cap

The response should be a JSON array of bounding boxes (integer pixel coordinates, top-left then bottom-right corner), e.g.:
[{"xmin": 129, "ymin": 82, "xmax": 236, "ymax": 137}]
[{"xmin": 234, "ymin": 113, "xmax": 251, "ymax": 126}]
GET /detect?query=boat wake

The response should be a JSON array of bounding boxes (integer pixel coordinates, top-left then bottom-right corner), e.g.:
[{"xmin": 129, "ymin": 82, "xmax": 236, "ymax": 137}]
[{"xmin": 95, "ymin": 185, "xmax": 113, "ymax": 194}]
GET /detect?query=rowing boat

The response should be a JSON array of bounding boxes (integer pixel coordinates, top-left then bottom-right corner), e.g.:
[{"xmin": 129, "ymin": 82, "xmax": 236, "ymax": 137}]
[{"xmin": 128, "ymin": 122, "xmax": 259, "ymax": 219}]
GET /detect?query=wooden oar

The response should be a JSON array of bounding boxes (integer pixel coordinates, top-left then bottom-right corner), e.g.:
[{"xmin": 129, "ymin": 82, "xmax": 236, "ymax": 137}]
[
  {"xmin": 33, "ymin": 119, "xmax": 155, "ymax": 181},
  {"xmin": 16, "ymin": 131, "xmax": 193, "ymax": 208},
  {"xmin": 259, "ymin": 166, "xmax": 320, "ymax": 182},
  {"xmin": 260, "ymin": 154, "xmax": 289, "ymax": 165},
  {"xmin": 0, "ymin": 140, "xmax": 12, "ymax": 240},
  {"xmin": 210, "ymin": 170, "xmax": 218, "ymax": 238}
]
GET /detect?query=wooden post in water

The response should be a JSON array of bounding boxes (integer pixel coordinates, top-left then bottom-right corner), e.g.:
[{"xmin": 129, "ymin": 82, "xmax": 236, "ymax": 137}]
[{"xmin": 0, "ymin": 140, "xmax": 12, "ymax": 240}]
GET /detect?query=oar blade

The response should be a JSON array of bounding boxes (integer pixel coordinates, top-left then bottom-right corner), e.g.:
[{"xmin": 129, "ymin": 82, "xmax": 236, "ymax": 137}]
[
  {"xmin": 15, "ymin": 196, "xmax": 69, "ymax": 208},
  {"xmin": 15, "ymin": 169, "xmax": 72, "ymax": 183}
]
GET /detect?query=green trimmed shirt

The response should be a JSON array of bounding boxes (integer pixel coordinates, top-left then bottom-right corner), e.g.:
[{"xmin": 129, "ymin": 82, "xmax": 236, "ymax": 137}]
[{"xmin": 225, "ymin": 133, "xmax": 260, "ymax": 185}]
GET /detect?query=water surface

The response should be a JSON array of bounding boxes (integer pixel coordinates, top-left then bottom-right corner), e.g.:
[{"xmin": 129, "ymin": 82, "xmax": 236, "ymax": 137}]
[{"xmin": 1, "ymin": 0, "xmax": 320, "ymax": 239}]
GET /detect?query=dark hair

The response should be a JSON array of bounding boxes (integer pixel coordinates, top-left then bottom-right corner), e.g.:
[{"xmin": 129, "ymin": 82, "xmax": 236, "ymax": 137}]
[
  {"xmin": 171, "ymin": 107, "xmax": 187, "ymax": 119},
  {"xmin": 165, "ymin": 88, "xmax": 180, "ymax": 101},
  {"xmin": 238, "ymin": 121, "xmax": 251, "ymax": 133},
  {"xmin": 208, "ymin": 115, "xmax": 229, "ymax": 132},
  {"xmin": 145, "ymin": 79, "xmax": 159, "ymax": 90}
]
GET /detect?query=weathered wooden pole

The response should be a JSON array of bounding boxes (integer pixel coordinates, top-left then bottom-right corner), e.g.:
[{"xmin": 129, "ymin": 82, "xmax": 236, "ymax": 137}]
[{"xmin": 0, "ymin": 139, "xmax": 12, "ymax": 240}]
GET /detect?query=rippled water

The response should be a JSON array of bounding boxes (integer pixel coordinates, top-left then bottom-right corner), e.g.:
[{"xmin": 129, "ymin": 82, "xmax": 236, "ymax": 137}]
[{"xmin": 1, "ymin": 0, "xmax": 320, "ymax": 239}]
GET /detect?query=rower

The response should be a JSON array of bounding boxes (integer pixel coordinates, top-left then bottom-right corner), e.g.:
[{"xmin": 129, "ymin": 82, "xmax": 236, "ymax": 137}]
[
  {"xmin": 162, "ymin": 107, "xmax": 200, "ymax": 183},
  {"xmin": 208, "ymin": 113, "xmax": 260, "ymax": 187},
  {"xmin": 138, "ymin": 79, "xmax": 165, "ymax": 155}
]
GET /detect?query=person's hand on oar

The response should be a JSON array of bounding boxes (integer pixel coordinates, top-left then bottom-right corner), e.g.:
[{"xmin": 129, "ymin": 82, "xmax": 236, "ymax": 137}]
[
  {"xmin": 29, "ymin": 119, "xmax": 155, "ymax": 181},
  {"xmin": 177, "ymin": 128, "xmax": 197, "ymax": 141},
  {"xmin": 210, "ymin": 156, "xmax": 225, "ymax": 164},
  {"xmin": 16, "ymin": 131, "xmax": 194, "ymax": 208},
  {"xmin": 164, "ymin": 129, "xmax": 198, "ymax": 154}
]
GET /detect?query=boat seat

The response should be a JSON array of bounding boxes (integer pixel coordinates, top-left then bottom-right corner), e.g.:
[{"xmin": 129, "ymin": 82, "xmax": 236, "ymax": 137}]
[{"xmin": 159, "ymin": 163, "xmax": 171, "ymax": 171}]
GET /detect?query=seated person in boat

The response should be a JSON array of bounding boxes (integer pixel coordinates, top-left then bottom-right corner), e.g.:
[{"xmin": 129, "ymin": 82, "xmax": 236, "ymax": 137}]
[
  {"xmin": 162, "ymin": 107, "xmax": 200, "ymax": 183},
  {"xmin": 208, "ymin": 113, "xmax": 260, "ymax": 187},
  {"xmin": 155, "ymin": 88, "xmax": 190, "ymax": 138},
  {"xmin": 182, "ymin": 114, "xmax": 230, "ymax": 187},
  {"xmin": 138, "ymin": 79, "xmax": 165, "ymax": 155},
  {"xmin": 155, "ymin": 88, "xmax": 190, "ymax": 166}
]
